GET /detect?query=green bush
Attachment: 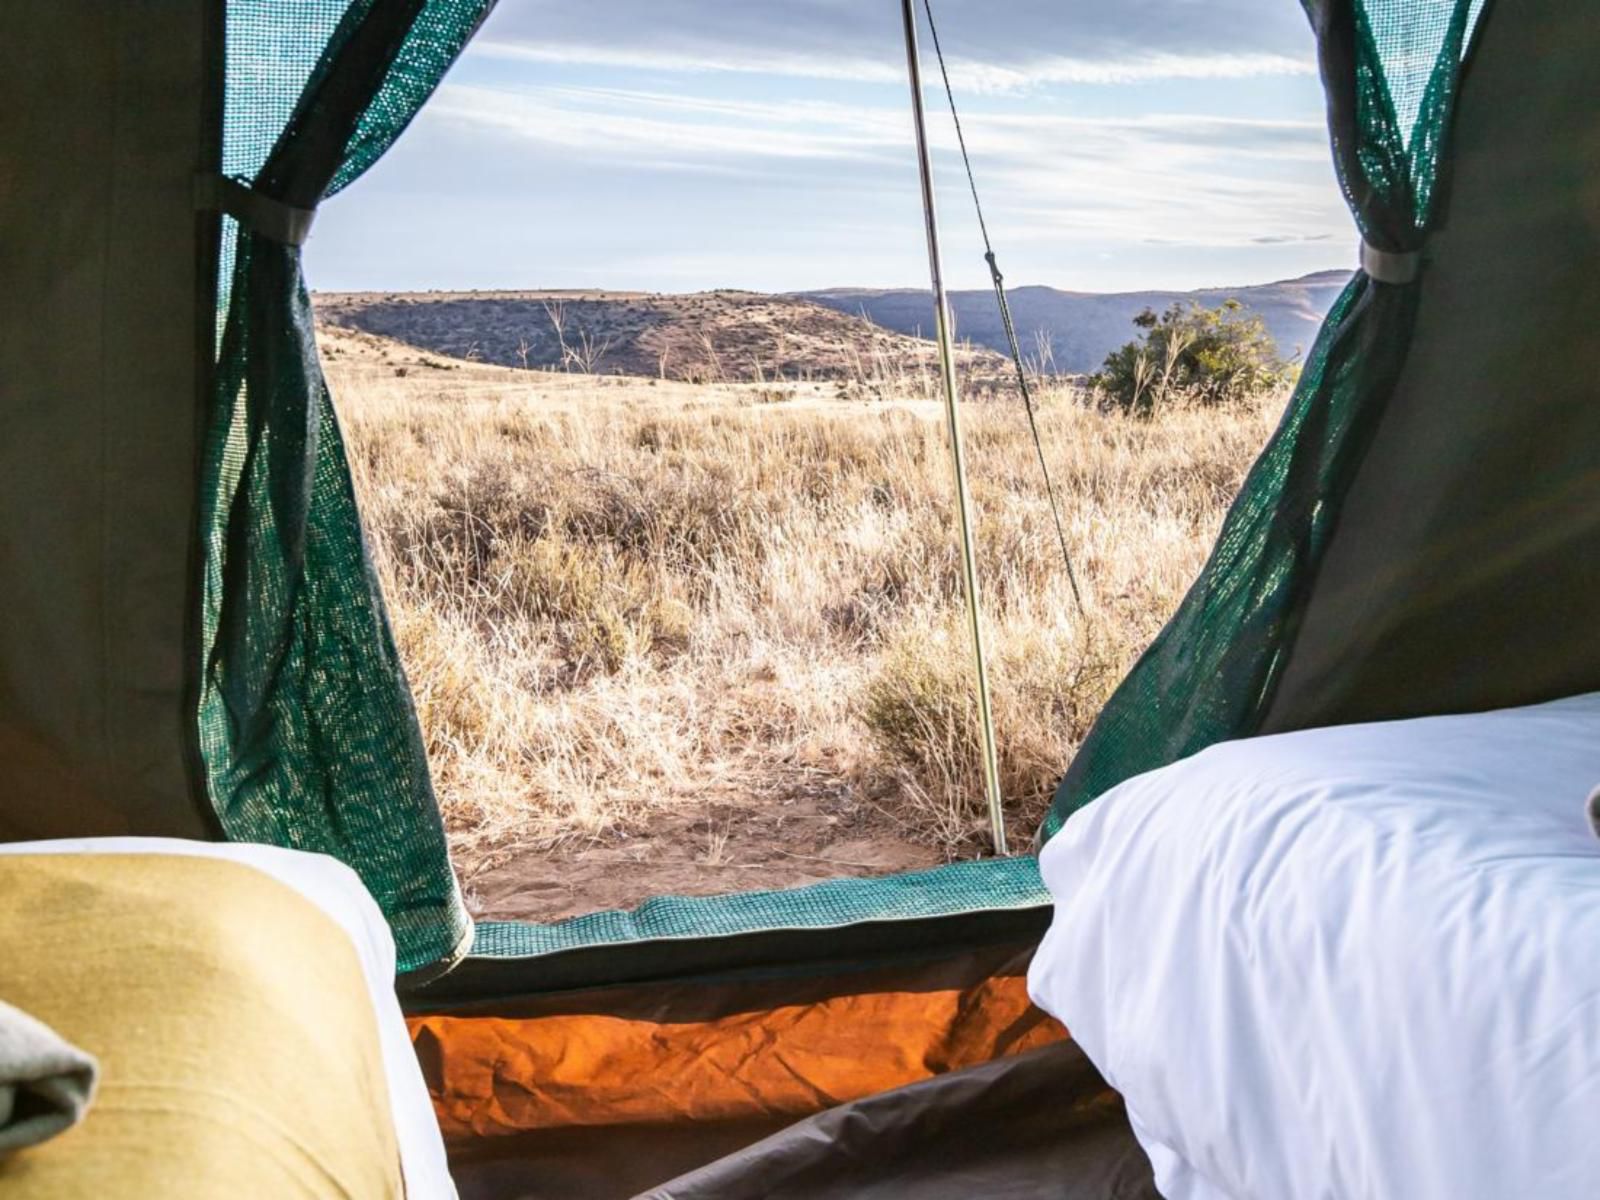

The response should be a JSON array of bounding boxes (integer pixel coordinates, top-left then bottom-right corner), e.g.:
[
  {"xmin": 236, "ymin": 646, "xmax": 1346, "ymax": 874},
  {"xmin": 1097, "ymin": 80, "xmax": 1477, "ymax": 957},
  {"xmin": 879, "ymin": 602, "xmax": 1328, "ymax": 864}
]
[{"xmin": 1092, "ymin": 299, "xmax": 1292, "ymax": 414}]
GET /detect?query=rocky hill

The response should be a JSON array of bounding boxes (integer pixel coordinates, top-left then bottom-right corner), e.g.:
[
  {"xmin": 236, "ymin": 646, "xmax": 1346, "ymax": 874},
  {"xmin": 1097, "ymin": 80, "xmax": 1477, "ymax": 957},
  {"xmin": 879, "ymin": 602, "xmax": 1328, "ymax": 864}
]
[{"xmin": 314, "ymin": 289, "xmax": 1004, "ymax": 384}]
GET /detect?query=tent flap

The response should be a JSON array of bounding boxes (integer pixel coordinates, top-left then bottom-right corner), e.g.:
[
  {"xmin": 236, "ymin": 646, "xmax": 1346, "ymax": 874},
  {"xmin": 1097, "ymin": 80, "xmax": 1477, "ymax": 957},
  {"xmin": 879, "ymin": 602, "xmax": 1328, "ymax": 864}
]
[
  {"xmin": 1044, "ymin": 0, "xmax": 1488, "ymax": 838},
  {"xmin": 1263, "ymin": 0, "xmax": 1600, "ymax": 730},
  {"xmin": 199, "ymin": 0, "xmax": 495, "ymax": 974}
]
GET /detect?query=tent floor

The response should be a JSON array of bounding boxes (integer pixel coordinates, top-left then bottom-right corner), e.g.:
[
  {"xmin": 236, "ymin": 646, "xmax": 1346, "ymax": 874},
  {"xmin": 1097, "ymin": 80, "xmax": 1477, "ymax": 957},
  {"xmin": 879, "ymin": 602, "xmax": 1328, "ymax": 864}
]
[{"xmin": 450, "ymin": 1041, "xmax": 1157, "ymax": 1200}]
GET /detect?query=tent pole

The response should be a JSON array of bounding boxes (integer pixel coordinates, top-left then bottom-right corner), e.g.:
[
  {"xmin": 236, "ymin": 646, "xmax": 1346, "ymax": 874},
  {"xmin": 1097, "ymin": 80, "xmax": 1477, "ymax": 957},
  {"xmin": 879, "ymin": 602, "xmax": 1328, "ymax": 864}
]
[{"xmin": 898, "ymin": 0, "xmax": 1008, "ymax": 857}]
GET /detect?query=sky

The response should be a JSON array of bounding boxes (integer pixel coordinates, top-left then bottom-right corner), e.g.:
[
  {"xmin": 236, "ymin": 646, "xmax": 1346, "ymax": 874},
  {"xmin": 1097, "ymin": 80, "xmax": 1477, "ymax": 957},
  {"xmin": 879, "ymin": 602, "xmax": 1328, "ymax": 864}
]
[{"xmin": 307, "ymin": 0, "xmax": 1354, "ymax": 296}]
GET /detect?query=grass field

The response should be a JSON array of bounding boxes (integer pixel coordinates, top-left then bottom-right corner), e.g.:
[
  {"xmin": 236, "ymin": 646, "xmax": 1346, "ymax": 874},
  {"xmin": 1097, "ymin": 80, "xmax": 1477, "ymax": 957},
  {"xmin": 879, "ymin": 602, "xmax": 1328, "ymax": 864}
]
[{"xmin": 324, "ymin": 327, "xmax": 1280, "ymax": 917}]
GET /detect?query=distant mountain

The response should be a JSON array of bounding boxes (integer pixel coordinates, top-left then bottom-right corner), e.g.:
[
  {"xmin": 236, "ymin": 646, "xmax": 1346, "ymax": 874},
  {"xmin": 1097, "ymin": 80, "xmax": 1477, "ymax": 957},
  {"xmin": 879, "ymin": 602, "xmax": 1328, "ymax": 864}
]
[{"xmin": 803, "ymin": 270, "xmax": 1352, "ymax": 375}]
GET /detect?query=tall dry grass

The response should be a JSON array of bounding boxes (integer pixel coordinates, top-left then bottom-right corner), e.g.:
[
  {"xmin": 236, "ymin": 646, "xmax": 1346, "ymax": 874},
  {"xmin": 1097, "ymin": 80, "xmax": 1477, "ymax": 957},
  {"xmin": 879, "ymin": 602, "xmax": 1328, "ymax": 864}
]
[{"xmin": 332, "ymin": 354, "xmax": 1279, "ymax": 861}]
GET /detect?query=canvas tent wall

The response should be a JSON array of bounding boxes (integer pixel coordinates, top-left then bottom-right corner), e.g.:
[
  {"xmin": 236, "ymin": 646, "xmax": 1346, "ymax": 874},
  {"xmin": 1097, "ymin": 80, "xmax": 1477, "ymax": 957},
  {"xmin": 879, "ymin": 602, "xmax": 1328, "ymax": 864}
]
[
  {"xmin": 2, "ymin": 0, "xmax": 1595, "ymax": 1195},
  {"xmin": 0, "ymin": 1, "xmax": 220, "ymax": 846}
]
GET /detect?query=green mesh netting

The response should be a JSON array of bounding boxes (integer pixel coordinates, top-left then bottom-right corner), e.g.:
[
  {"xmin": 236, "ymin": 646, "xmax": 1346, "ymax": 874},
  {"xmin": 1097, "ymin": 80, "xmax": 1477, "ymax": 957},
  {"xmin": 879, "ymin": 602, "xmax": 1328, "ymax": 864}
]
[
  {"xmin": 1043, "ymin": 0, "xmax": 1487, "ymax": 840},
  {"xmin": 202, "ymin": 0, "xmax": 494, "ymax": 974},
  {"xmin": 473, "ymin": 857, "xmax": 1049, "ymax": 959}
]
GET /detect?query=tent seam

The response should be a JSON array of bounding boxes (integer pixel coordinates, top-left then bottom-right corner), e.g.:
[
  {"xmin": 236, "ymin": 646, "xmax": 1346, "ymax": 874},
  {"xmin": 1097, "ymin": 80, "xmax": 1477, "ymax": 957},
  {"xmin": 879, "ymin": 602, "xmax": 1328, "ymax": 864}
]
[{"xmin": 96, "ymin": 8, "xmax": 125, "ymax": 819}]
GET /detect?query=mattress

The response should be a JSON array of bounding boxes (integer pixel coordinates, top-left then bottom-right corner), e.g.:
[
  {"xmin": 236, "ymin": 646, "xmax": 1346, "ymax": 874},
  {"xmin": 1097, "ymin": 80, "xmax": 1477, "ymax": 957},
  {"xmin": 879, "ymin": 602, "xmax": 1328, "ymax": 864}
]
[
  {"xmin": 1029, "ymin": 692, "xmax": 1600, "ymax": 1200},
  {"xmin": 0, "ymin": 837, "xmax": 455, "ymax": 1199}
]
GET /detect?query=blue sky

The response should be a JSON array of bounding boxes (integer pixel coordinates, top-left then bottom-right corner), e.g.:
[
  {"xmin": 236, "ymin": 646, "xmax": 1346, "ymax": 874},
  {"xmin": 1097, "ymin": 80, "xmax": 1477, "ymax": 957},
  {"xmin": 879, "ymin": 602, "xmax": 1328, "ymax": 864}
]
[{"xmin": 308, "ymin": 0, "xmax": 1353, "ymax": 295}]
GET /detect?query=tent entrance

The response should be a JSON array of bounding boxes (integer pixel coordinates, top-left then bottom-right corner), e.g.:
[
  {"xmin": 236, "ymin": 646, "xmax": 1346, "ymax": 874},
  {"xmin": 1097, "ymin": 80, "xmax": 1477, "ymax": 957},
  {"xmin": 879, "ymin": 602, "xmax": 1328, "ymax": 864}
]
[{"xmin": 289, "ymin": 0, "xmax": 1339, "ymax": 952}]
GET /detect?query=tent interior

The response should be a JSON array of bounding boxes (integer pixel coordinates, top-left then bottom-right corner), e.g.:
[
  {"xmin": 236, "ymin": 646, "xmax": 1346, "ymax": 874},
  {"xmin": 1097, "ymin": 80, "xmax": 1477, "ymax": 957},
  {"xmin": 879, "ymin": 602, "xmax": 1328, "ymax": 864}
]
[{"xmin": 2, "ymin": 0, "xmax": 1598, "ymax": 1196}]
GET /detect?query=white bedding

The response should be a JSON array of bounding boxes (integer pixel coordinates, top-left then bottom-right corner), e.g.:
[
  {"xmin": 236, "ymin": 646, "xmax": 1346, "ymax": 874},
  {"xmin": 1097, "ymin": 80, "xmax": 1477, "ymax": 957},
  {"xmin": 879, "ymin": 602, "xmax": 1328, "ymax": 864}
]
[
  {"xmin": 1029, "ymin": 692, "xmax": 1600, "ymax": 1200},
  {"xmin": 0, "ymin": 837, "xmax": 456, "ymax": 1200}
]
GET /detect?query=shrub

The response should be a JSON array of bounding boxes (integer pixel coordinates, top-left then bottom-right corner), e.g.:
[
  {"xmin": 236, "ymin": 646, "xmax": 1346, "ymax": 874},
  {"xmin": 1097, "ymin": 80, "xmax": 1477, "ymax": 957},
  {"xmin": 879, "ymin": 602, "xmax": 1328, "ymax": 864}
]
[{"xmin": 1092, "ymin": 299, "xmax": 1291, "ymax": 414}]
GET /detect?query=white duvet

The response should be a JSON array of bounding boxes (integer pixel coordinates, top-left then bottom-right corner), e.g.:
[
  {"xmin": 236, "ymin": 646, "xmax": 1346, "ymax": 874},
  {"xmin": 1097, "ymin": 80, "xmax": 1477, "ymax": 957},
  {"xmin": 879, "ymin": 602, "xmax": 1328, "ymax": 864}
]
[
  {"xmin": 0, "ymin": 837, "xmax": 456, "ymax": 1200},
  {"xmin": 1029, "ymin": 692, "xmax": 1600, "ymax": 1200}
]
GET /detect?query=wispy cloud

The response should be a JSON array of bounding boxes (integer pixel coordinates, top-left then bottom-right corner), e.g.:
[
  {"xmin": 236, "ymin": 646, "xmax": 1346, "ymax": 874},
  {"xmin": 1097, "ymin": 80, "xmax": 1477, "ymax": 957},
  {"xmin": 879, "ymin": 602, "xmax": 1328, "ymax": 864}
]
[
  {"xmin": 423, "ymin": 80, "xmax": 1342, "ymax": 250},
  {"xmin": 432, "ymin": 82, "xmax": 1328, "ymax": 161},
  {"xmin": 309, "ymin": 0, "xmax": 1347, "ymax": 293},
  {"xmin": 475, "ymin": 0, "xmax": 1316, "ymax": 90},
  {"xmin": 428, "ymin": 84, "xmax": 907, "ymax": 172},
  {"xmin": 473, "ymin": 39, "xmax": 1314, "ymax": 90}
]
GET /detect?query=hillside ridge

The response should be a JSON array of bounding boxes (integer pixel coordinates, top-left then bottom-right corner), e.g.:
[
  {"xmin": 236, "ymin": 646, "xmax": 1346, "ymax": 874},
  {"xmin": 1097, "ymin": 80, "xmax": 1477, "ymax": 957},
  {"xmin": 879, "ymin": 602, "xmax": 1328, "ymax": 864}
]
[
  {"xmin": 315, "ymin": 270, "xmax": 1350, "ymax": 383},
  {"xmin": 315, "ymin": 289, "xmax": 1003, "ymax": 384},
  {"xmin": 803, "ymin": 269, "xmax": 1351, "ymax": 374}
]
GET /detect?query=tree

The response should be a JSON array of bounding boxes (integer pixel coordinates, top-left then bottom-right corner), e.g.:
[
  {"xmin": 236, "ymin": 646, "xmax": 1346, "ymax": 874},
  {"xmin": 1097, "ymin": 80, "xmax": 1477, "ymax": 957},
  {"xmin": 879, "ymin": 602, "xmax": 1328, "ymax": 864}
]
[{"xmin": 1091, "ymin": 299, "xmax": 1292, "ymax": 414}]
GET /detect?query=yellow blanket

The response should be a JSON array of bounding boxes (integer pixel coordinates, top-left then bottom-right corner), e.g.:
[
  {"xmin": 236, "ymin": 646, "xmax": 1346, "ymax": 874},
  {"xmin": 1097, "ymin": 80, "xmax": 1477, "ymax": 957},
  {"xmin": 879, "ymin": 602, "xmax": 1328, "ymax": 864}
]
[{"xmin": 0, "ymin": 854, "xmax": 402, "ymax": 1199}]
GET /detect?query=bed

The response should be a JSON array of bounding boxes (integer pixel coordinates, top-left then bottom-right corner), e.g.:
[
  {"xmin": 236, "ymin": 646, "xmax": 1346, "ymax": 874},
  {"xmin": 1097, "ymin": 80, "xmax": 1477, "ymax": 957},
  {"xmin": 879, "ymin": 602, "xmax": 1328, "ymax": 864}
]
[
  {"xmin": 1029, "ymin": 691, "xmax": 1600, "ymax": 1200},
  {"xmin": 0, "ymin": 838, "xmax": 455, "ymax": 1199}
]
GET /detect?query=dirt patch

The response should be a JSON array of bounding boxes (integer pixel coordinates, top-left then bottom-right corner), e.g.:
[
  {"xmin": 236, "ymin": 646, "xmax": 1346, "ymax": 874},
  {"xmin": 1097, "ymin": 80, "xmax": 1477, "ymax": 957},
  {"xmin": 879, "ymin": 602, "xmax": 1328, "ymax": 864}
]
[{"xmin": 457, "ymin": 783, "xmax": 944, "ymax": 924}]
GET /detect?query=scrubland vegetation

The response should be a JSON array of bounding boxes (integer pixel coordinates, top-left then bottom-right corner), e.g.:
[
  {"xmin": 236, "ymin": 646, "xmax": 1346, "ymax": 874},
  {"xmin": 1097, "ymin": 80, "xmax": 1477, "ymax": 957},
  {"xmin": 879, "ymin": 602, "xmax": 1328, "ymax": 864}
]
[{"xmin": 327, "ymin": 322, "xmax": 1281, "ymax": 896}]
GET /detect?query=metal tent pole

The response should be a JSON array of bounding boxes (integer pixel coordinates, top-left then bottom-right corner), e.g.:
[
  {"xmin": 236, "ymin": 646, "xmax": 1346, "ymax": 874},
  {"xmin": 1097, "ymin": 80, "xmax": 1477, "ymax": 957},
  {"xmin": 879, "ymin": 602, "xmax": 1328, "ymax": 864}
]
[{"xmin": 898, "ymin": 0, "xmax": 1008, "ymax": 857}]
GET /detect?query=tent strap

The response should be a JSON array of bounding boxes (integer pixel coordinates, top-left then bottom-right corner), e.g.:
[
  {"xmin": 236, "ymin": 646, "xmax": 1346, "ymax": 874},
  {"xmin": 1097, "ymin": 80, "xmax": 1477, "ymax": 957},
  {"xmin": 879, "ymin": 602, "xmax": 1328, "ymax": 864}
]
[
  {"xmin": 194, "ymin": 174, "xmax": 316, "ymax": 246},
  {"xmin": 1360, "ymin": 239, "xmax": 1422, "ymax": 285}
]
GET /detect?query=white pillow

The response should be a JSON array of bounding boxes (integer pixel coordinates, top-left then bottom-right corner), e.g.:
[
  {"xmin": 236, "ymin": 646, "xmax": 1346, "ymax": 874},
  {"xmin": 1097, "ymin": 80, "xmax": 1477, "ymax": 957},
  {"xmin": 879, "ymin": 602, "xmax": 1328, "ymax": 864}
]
[{"xmin": 1030, "ymin": 692, "xmax": 1600, "ymax": 1200}]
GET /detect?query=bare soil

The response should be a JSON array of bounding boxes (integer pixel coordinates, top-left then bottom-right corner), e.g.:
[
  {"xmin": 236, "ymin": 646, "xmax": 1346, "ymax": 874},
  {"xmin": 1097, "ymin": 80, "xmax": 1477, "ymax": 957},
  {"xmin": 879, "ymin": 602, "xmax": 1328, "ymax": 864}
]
[{"xmin": 459, "ymin": 781, "xmax": 942, "ymax": 923}]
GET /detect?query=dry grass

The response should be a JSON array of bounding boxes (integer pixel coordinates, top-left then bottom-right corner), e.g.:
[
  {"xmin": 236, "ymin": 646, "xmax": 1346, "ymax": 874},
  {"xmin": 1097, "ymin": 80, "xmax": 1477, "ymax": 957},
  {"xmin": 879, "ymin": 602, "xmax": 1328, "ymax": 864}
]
[{"xmin": 328, "ymin": 335, "xmax": 1279, "ymax": 865}]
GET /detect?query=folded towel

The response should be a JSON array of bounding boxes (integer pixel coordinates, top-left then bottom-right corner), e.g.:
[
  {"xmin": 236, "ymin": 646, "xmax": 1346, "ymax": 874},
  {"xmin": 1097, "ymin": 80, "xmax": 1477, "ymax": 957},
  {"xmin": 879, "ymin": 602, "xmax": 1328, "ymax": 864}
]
[{"xmin": 0, "ymin": 1000, "xmax": 98, "ymax": 1154}]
